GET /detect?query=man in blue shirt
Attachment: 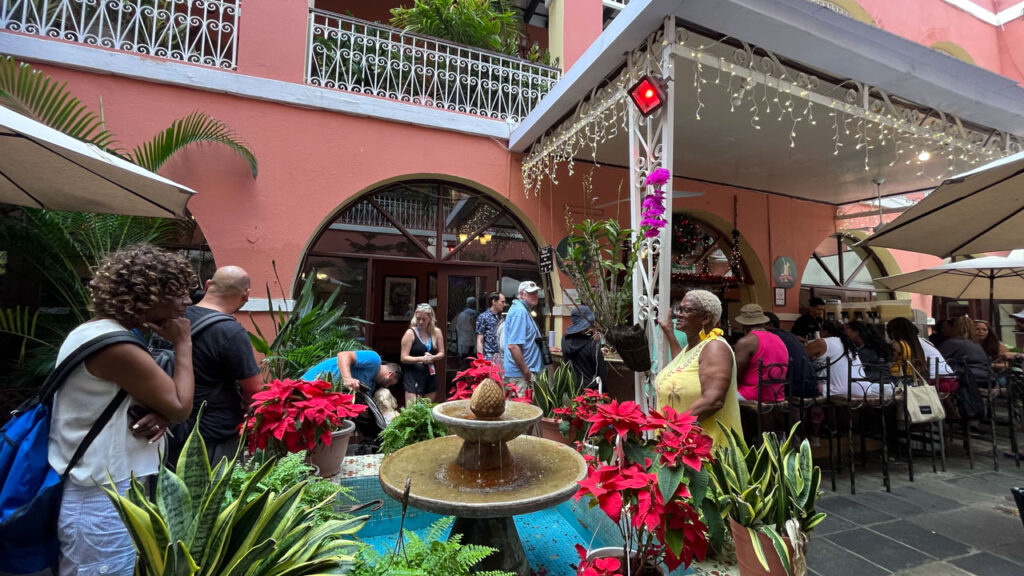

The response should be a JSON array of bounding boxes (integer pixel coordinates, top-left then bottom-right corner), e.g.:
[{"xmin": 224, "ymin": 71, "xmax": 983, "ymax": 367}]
[
  {"xmin": 301, "ymin": 350, "xmax": 401, "ymax": 394},
  {"xmin": 476, "ymin": 291, "xmax": 506, "ymax": 360},
  {"xmin": 503, "ymin": 280, "xmax": 544, "ymax": 394}
]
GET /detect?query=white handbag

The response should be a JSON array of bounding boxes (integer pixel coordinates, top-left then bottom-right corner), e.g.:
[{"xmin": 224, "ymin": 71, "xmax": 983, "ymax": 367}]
[{"xmin": 905, "ymin": 367, "xmax": 946, "ymax": 424}]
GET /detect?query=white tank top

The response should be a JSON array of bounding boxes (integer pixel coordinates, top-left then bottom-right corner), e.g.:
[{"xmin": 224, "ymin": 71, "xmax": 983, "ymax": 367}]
[{"xmin": 48, "ymin": 319, "xmax": 162, "ymax": 485}]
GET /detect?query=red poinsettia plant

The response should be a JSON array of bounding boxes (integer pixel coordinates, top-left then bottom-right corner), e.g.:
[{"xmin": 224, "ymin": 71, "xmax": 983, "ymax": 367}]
[
  {"xmin": 244, "ymin": 378, "xmax": 366, "ymax": 455},
  {"xmin": 559, "ymin": 391, "xmax": 714, "ymax": 575},
  {"xmin": 448, "ymin": 354, "xmax": 532, "ymax": 403}
]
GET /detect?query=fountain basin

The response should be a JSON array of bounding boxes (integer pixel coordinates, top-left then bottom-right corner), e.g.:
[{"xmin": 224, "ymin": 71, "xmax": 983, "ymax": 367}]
[
  {"xmin": 432, "ymin": 400, "xmax": 542, "ymax": 445},
  {"xmin": 378, "ymin": 435, "xmax": 586, "ymax": 519}
]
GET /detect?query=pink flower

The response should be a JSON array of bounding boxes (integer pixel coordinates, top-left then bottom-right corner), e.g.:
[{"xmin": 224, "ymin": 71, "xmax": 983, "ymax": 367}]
[{"xmin": 644, "ymin": 168, "xmax": 671, "ymax": 188}]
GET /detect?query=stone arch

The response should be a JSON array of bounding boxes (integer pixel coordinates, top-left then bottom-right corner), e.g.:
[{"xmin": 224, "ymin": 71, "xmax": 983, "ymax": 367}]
[
  {"xmin": 810, "ymin": 0, "xmax": 875, "ymax": 25},
  {"xmin": 930, "ymin": 41, "xmax": 976, "ymax": 65}
]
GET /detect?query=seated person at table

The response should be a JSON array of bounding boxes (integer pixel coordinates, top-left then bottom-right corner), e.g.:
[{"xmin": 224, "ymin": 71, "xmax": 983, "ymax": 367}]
[
  {"xmin": 844, "ymin": 321, "xmax": 891, "ymax": 383},
  {"xmin": 938, "ymin": 316, "xmax": 989, "ymax": 427},
  {"xmin": 655, "ymin": 289, "xmax": 742, "ymax": 446},
  {"xmin": 765, "ymin": 312, "xmax": 818, "ymax": 398},
  {"xmin": 975, "ymin": 319, "xmax": 1012, "ymax": 386},
  {"xmin": 733, "ymin": 304, "xmax": 788, "ymax": 402},
  {"xmin": 808, "ymin": 321, "xmax": 891, "ymax": 398}
]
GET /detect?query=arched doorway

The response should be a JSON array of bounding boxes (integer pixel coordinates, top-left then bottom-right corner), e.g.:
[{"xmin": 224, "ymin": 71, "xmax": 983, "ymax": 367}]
[
  {"xmin": 800, "ymin": 232, "xmax": 894, "ymax": 310},
  {"xmin": 669, "ymin": 213, "xmax": 753, "ymax": 334},
  {"xmin": 299, "ymin": 180, "xmax": 544, "ymax": 392}
]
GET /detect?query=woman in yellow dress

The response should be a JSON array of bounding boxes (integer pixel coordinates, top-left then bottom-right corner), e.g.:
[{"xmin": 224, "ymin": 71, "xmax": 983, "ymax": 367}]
[{"xmin": 655, "ymin": 289, "xmax": 743, "ymax": 446}]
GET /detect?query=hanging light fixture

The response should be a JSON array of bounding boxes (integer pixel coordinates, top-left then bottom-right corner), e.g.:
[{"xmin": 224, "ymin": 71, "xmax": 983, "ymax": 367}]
[{"xmin": 628, "ymin": 75, "xmax": 668, "ymax": 117}]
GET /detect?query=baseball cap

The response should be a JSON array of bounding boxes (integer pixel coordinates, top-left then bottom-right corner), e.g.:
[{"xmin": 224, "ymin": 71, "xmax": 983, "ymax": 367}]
[{"xmin": 518, "ymin": 280, "xmax": 541, "ymax": 294}]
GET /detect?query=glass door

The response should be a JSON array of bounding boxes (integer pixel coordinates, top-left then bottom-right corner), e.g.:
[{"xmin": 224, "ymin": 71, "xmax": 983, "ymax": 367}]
[{"xmin": 438, "ymin": 267, "xmax": 498, "ymax": 397}]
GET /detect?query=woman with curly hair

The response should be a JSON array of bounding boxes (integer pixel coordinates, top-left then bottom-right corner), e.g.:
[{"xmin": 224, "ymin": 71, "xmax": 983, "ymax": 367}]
[{"xmin": 49, "ymin": 244, "xmax": 197, "ymax": 576}]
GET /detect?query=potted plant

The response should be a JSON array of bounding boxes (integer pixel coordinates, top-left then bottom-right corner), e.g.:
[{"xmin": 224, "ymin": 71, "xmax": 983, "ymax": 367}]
[
  {"xmin": 378, "ymin": 399, "xmax": 449, "ymax": 455},
  {"xmin": 244, "ymin": 378, "xmax": 366, "ymax": 477},
  {"xmin": 566, "ymin": 390, "xmax": 714, "ymax": 575},
  {"xmin": 532, "ymin": 361, "xmax": 585, "ymax": 444},
  {"xmin": 706, "ymin": 424, "xmax": 826, "ymax": 576},
  {"xmin": 102, "ymin": 420, "xmax": 368, "ymax": 575},
  {"xmin": 249, "ymin": 263, "xmax": 367, "ymax": 382},
  {"xmin": 560, "ymin": 170, "xmax": 669, "ymax": 372}
]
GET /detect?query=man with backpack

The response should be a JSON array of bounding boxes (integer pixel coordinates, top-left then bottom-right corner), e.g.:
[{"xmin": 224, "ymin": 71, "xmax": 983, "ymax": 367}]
[{"xmin": 166, "ymin": 266, "xmax": 263, "ymax": 465}]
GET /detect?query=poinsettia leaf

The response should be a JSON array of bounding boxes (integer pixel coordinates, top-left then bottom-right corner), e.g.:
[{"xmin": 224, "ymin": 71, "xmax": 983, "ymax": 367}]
[{"xmin": 656, "ymin": 462, "xmax": 684, "ymax": 505}]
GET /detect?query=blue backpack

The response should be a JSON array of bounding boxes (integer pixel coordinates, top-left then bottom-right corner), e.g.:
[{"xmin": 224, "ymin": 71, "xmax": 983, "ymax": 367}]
[{"xmin": 0, "ymin": 330, "xmax": 144, "ymax": 573}]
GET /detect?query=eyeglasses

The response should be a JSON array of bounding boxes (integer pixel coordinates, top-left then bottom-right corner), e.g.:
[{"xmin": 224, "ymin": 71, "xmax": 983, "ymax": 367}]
[{"xmin": 673, "ymin": 305, "xmax": 702, "ymax": 316}]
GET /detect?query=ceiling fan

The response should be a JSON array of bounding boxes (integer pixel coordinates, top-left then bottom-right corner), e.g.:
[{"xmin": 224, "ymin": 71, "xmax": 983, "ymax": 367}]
[{"xmin": 592, "ymin": 189, "xmax": 704, "ymax": 209}]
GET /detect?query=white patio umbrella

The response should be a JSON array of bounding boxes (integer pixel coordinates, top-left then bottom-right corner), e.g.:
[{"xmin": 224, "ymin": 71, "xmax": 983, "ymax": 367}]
[
  {"xmin": 859, "ymin": 150, "xmax": 1024, "ymax": 258},
  {"xmin": 0, "ymin": 106, "xmax": 195, "ymax": 218},
  {"xmin": 873, "ymin": 256, "xmax": 1024, "ymax": 325}
]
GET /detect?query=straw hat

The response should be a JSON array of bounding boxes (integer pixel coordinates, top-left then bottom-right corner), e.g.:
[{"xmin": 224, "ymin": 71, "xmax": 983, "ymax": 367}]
[{"xmin": 734, "ymin": 303, "xmax": 771, "ymax": 326}]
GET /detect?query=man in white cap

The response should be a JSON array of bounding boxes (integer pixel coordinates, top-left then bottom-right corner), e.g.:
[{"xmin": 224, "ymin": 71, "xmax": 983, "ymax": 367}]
[{"xmin": 503, "ymin": 280, "xmax": 544, "ymax": 394}]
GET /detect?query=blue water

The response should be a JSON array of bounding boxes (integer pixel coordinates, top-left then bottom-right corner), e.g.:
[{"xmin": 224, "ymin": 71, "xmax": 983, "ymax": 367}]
[{"xmin": 345, "ymin": 475, "xmax": 692, "ymax": 576}]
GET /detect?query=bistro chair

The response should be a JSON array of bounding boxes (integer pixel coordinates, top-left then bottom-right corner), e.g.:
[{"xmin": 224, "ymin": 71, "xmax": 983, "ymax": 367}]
[
  {"xmin": 983, "ymin": 365, "xmax": 1021, "ymax": 468},
  {"xmin": 835, "ymin": 359, "xmax": 897, "ymax": 494},
  {"xmin": 738, "ymin": 359, "xmax": 791, "ymax": 444},
  {"xmin": 893, "ymin": 363, "xmax": 945, "ymax": 481},
  {"xmin": 948, "ymin": 363, "xmax": 997, "ymax": 471},
  {"xmin": 803, "ymin": 354, "xmax": 843, "ymax": 492}
]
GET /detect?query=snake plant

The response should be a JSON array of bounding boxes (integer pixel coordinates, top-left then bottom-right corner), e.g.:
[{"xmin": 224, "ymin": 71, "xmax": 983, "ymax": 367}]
[
  {"xmin": 705, "ymin": 423, "xmax": 826, "ymax": 575},
  {"xmin": 102, "ymin": 422, "xmax": 368, "ymax": 575}
]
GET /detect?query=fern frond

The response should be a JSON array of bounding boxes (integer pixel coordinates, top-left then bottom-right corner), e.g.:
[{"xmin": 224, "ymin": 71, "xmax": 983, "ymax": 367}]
[{"xmin": 128, "ymin": 110, "xmax": 258, "ymax": 178}]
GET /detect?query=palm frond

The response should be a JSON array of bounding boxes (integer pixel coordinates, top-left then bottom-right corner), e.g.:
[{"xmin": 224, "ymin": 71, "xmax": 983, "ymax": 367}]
[
  {"xmin": 0, "ymin": 56, "xmax": 117, "ymax": 150},
  {"xmin": 129, "ymin": 110, "xmax": 258, "ymax": 178}
]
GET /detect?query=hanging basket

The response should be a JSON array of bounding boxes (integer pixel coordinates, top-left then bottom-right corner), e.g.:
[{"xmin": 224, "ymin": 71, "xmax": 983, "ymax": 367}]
[{"xmin": 605, "ymin": 324, "xmax": 652, "ymax": 373}]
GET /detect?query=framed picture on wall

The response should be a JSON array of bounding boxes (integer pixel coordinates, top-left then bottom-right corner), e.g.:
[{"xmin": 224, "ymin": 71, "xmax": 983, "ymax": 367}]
[
  {"xmin": 383, "ymin": 276, "xmax": 417, "ymax": 322},
  {"xmin": 774, "ymin": 287, "xmax": 786, "ymax": 307}
]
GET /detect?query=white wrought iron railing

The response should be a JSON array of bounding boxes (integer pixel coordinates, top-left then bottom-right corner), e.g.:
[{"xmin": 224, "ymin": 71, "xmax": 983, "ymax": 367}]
[
  {"xmin": 0, "ymin": 0, "xmax": 239, "ymax": 69},
  {"xmin": 306, "ymin": 10, "xmax": 561, "ymax": 124}
]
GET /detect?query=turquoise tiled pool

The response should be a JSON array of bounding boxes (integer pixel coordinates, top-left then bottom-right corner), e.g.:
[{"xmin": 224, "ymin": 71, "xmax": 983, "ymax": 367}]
[{"xmin": 345, "ymin": 474, "xmax": 693, "ymax": 576}]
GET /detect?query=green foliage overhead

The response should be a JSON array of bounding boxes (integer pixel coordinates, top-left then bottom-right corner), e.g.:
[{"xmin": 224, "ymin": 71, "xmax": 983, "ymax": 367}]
[
  {"xmin": 248, "ymin": 263, "xmax": 368, "ymax": 382},
  {"xmin": 560, "ymin": 213, "xmax": 638, "ymax": 335},
  {"xmin": 0, "ymin": 57, "xmax": 259, "ymax": 384},
  {"xmin": 390, "ymin": 0, "xmax": 524, "ymax": 55},
  {"xmin": 102, "ymin": 420, "xmax": 368, "ymax": 575},
  {"xmin": 227, "ymin": 450, "xmax": 354, "ymax": 526},
  {"xmin": 350, "ymin": 516, "xmax": 512, "ymax": 576},
  {"xmin": 0, "ymin": 56, "xmax": 117, "ymax": 149},
  {"xmin": 378, "ymin": 399, "xmax": 448, "ymax": 455}
]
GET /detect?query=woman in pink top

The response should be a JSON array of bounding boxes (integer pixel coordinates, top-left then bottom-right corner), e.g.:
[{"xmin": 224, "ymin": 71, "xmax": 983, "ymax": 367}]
[{"xmin": 733, "ymin": 304, "xmax": 789, "ymax": 401}]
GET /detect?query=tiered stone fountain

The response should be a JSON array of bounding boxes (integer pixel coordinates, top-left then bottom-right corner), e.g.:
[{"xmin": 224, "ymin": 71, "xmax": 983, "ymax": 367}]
[{"xmin": 378, "ymin": 384, "xmax": 586, "ymax": 576}]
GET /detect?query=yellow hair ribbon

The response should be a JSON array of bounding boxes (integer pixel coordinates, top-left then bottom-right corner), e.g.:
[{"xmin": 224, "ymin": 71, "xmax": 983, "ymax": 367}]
[{"xmin": 699, "ymin": 328, "xmax": 724, "ymax": 341}]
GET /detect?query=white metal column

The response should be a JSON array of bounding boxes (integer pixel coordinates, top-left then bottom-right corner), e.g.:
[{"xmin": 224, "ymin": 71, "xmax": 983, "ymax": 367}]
[{"xmin": 628, "ymin": 17, "xmax": 675, "ymax": 410}]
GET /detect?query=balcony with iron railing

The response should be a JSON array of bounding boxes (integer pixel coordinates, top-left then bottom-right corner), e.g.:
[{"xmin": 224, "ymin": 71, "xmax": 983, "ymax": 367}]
[
  {"xmin": 0, "ymin": 1, "xmax": 562, "ymax": 125},
  {"xmin": 305, "ymin": 10, "xmax": 560, "ymax": 124},
  {"xmin": 0, "ymin": 0, "xmax": 239, "ymax": 69}
]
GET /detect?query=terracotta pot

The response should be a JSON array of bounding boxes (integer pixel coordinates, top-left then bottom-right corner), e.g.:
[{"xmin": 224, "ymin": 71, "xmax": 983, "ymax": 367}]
[
  {"xmin": 585, "ymin": 546, "xmax": 666, "ymax": 576},
  {"xmin": 307, "ymin": 419, "xmax": 355, "ymax": 478},
  {"xmin": 538, "ymin": 417, "xmax": 571, "ymax": 445},
  {"xmin": 730, "ymin": 517, "xmax": 803, "ymax": 576}
]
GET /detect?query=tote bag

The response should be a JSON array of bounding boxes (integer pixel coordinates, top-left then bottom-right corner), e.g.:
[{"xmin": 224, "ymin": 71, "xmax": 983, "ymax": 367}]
[{"xmin": 905, "ymin": 367, "xmax": 946, "ymax": 424}]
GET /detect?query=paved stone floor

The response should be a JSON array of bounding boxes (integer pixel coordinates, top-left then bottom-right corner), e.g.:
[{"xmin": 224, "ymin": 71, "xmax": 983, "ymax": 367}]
[{"xmin": 807, "ymin": 431, "xmax": 1024, "ymax": 576}]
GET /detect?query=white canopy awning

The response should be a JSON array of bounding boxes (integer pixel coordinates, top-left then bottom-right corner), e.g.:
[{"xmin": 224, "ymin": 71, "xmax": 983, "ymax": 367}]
[{"xmin": 511, "ymin": 0, "xmax": 1024, "ymax": 205}]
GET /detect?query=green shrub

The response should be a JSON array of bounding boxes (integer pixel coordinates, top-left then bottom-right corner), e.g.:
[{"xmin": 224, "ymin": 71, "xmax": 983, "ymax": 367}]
[
  {"xmin": 378, "ymin": 400, "xmax": 449, "ymax": 455},
  {"xmin": 227, "ymin": 451, "xmax": 354, "ymax": 526},
  {"xmin": 350, "ymin": 517, "xmax": 511, "ymax": 576}
]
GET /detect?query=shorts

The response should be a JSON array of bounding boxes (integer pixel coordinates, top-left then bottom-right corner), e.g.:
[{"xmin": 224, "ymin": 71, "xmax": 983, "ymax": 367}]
[
  {"xmin": 404, "ymin": 373, "xmax": 438, "ymax": 396},
  {"xmin": 59, "ymin": 478, "xmax": 137, "ymax": 576}
]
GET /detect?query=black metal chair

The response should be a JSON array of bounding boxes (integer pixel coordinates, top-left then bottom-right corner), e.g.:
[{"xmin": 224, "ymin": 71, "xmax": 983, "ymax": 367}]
[
  {"xmin": 835, "ymin": 358, "xmax": 897, "ymax": 494},
  {"xmin": 984, "ymin": 362, "xmax": 1021, "ymax": 468},
  {"xmin": 738, "ymin": 359, "xmax": 791, "ymax": 444},
  {"xmin": 948, "ymin": 362, "xmax": 996, "ymax": 470},
  {"xmin": 802, "ymin": 354, "xmax": 842, "ymax": 492},
  {"xmin": 894, "ymin": 360, "xmax": 946, "ymax": 482}
]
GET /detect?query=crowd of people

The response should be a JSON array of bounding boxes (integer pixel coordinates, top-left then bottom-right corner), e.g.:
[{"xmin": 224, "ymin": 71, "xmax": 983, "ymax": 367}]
[{"xmin": 44, "ymin": 244, "xmax": 1023, "ymax": 572}]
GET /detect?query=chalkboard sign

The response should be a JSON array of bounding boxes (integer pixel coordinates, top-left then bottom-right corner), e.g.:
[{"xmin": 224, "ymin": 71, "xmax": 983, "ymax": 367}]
[{"xmin": 539, "ymin": 245, "xmax": 554, "ymax": 274}]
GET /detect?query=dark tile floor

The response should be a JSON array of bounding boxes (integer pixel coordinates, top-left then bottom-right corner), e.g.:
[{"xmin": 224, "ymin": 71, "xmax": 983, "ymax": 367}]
[{"xmin": 806, "ymin": 429, "xmax": 1024, "ymax": 576}]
